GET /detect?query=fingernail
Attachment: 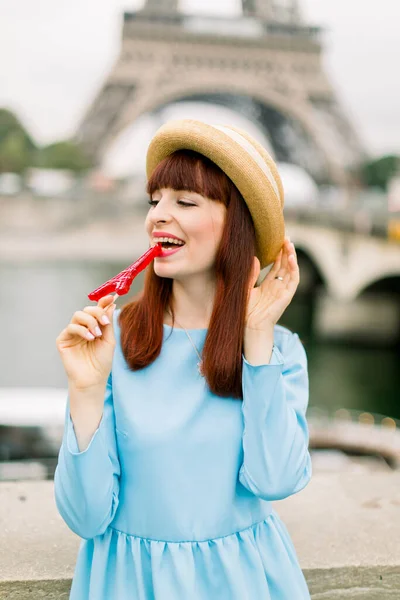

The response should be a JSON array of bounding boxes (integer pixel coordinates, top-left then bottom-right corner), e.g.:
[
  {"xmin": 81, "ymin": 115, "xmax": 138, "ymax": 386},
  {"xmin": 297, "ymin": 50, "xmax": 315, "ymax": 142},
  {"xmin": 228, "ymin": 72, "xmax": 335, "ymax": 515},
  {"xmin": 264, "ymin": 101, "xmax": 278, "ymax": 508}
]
[
  {"xmin": 95, "ymin": 326, "xmax": 102, "ymax": 337},
  {"xmin": 101, "ymin": 315, "xmax": 110, "ymax": 325},
  {"xmin": 86, "ymin": 332, "xmax": 95, "ymax": 341}
]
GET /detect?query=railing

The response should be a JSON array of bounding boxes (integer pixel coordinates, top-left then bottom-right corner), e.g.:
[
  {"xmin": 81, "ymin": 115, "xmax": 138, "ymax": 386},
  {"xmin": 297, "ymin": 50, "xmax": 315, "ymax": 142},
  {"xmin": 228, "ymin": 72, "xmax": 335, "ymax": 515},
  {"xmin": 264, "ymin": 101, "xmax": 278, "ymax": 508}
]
[
  {"xmin": 2, "ymin": 395, "xmax": 400, "ymax": 483},
  {"xmin": 1, "ymin": 189, "xmax": 396, "ymax": 241}
]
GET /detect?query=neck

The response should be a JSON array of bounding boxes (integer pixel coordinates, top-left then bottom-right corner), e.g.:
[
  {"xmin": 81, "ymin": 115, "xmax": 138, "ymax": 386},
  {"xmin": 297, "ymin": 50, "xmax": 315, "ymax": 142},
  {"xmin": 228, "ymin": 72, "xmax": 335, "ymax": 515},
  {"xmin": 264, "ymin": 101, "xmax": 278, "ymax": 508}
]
[{"xmin": 165, "ymin": 276, "xmax": 216, "ymax": 329}]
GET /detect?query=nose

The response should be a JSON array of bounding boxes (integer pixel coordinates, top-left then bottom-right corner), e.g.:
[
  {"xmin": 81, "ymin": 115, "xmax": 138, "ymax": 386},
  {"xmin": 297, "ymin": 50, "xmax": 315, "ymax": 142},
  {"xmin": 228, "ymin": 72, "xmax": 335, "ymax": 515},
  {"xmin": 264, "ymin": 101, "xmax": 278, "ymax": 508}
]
[
  {"xmin": 151, "ymin": 200, "xmax": 171, "ymax": 223},
  {"xmin": 149, "ymin": 200, "xmax": 171, "ymax": 226}
]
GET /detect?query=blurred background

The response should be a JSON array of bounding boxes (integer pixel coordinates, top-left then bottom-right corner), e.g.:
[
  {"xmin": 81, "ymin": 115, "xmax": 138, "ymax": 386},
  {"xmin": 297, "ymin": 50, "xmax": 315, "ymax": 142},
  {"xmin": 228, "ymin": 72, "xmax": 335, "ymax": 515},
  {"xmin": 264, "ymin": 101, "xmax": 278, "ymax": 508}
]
[{"xmin": 0, "ymin": 0, "xmax": 399, "ymax": 480}]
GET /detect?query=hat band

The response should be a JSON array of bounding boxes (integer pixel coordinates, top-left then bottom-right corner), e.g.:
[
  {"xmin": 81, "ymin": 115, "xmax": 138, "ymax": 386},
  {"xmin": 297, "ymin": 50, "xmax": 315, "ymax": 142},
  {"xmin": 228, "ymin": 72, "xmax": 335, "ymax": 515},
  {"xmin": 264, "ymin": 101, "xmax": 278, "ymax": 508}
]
[{"xmin": 214, "ymin": 125, "xmax": 280, "ymax": 201}]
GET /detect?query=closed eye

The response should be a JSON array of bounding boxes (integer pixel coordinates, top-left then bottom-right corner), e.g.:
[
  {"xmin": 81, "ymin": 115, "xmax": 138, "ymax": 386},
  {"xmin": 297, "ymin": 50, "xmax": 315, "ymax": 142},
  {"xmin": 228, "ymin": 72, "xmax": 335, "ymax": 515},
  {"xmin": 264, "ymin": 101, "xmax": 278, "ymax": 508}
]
[{"xmin": 147, "ymin": 199, "xmax": 196, "ymax": 207}]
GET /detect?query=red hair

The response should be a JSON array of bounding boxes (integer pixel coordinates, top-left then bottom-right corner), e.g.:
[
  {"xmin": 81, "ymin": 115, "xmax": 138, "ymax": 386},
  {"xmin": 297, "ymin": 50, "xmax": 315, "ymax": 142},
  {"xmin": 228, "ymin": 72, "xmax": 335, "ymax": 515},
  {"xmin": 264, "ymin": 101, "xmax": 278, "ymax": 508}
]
[{"xmin": 119, "ymin": 150, "xmax": 256, "ymax": 399}]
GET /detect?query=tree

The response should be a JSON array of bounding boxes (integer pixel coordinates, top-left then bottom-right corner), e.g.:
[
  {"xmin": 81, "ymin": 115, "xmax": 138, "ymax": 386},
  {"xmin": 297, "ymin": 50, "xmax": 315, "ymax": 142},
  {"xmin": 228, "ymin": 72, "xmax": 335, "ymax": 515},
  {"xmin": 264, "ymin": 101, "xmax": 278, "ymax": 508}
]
[
  {"xmin": 0, "ymin": 108, "xmax": 36, "ymax": 174},
  {"xmin": 0, "ymin": 131, "xmax": 32, "ymax": 173},
  {"xmin": 0, "ymin": 108, "xmax": 93, "ymax": 174},
  {"xmin": 361, "ymin": 155, "xmax": 400, "ymax": 191},
  {"xmin": 35, "ymin": 140, "xmax": 93, "ymax": 172}
]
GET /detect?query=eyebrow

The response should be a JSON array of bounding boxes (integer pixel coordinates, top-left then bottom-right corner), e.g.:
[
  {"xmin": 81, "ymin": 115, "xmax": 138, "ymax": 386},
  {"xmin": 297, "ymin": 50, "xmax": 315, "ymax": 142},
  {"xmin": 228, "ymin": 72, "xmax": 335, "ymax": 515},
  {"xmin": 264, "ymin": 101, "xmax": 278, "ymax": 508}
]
[
  {"xmin": 179, "ymin": 190, "xmax": 205, "ymax": 201},
  {"xmin": 152, "ymin": 190, "xmax": 202, "ymax": 200}
]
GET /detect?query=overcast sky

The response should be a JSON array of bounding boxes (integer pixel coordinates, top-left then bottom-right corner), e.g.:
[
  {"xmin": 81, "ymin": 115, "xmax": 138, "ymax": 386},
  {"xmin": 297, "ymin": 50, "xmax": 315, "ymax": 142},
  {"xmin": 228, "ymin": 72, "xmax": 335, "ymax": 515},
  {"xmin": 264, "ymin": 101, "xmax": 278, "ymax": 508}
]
[{"xmin": 1, "ymin": 0, "xmax": 399, "ymax": 173}]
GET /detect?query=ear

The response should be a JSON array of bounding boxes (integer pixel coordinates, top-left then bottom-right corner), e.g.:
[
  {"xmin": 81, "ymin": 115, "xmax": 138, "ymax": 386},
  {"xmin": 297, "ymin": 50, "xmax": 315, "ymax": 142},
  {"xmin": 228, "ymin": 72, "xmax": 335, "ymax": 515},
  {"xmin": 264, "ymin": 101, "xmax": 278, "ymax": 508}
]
[{"xmin": 249, "ymin": 256, "xmax": 261, "ymax": 290}]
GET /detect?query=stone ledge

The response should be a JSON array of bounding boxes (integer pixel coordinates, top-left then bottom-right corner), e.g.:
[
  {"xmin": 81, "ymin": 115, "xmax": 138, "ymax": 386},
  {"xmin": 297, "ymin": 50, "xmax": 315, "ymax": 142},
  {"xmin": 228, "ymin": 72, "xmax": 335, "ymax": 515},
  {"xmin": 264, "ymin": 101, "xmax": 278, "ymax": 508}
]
[
  {"xmin": 306, "ymin": 566, "xmax": 400, "ymax": 599},
  {"xmin": 1, "ymin": 472, "xmax": 400, "ymax": 598},
  {"xmin": 1, "ymin": 567, "xmax": 399, "ymax": 600},
  {"xmin": 0, "ymin": 581, "xmax": 70, "ymax": 600}
]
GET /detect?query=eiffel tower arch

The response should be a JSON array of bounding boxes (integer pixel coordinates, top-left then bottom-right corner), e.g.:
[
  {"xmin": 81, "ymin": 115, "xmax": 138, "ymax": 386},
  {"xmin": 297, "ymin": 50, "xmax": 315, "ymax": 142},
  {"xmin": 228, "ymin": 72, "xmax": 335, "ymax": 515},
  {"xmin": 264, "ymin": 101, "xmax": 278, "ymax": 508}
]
[{"xmin": 77, "ymin": 0, "xmax": 365, "ymax": 186}]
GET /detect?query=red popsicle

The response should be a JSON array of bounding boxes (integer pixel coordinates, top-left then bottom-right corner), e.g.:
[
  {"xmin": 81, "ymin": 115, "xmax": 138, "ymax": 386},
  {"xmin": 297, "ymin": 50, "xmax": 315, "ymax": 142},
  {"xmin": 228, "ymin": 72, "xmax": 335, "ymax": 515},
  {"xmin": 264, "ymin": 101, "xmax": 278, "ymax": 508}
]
[{"xmin": 88, "ymin": 243, "xmax": 163, "ymax": 302}]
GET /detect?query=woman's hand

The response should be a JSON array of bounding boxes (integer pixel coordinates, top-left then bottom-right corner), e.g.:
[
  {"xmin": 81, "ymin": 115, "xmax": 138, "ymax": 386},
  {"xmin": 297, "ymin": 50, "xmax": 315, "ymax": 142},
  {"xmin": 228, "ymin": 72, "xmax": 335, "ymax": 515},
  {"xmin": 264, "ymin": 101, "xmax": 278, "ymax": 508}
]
[
  {"xmin": 55, "ymin": 295, "xmax": 117, "ymax": 391},
  {"xmin": 246, "ymin": 237, "xmax": 299, "ymax": 331}
]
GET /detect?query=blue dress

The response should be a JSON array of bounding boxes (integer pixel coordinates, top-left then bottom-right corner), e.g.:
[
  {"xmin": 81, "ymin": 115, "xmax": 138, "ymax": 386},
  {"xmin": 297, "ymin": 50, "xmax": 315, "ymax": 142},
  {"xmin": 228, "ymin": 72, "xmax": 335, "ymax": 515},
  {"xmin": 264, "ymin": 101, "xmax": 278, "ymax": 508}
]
[{"xmin": 54, "ymin": 308, "xmax": 311, "ymax": 599}]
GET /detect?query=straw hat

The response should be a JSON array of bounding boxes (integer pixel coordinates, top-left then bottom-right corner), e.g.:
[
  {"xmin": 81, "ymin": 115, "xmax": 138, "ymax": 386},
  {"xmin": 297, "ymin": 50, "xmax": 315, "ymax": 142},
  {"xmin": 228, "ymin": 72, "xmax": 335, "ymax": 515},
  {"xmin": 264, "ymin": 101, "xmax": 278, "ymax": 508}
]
[{"xmin": 146, "ymin": 119, "xmax": 285, "ymax": 269}]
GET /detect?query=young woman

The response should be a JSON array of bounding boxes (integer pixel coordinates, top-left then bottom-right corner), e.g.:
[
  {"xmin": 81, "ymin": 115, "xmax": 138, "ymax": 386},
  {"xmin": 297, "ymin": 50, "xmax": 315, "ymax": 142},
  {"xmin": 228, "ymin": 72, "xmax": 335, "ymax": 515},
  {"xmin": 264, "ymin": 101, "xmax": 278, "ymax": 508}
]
[{"xmin": 55, "ymin": 119, "xmax": 312, "ymax": 599}]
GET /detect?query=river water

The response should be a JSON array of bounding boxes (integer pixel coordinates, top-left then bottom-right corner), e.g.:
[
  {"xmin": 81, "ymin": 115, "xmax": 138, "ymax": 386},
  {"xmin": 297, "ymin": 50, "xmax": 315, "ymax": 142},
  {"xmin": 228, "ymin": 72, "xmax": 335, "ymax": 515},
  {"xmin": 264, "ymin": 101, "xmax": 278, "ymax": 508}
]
[{"xmin": 1, "ymin": 261, "xmax": 399, "ymax": 420}]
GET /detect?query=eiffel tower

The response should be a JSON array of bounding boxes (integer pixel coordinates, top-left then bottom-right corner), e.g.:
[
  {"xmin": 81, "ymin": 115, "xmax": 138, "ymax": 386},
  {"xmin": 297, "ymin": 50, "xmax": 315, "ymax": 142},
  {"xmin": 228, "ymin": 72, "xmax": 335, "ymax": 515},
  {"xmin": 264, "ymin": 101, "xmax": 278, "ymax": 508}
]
[{"xmin": 77, "ymin": 0, "xmax": 364, "ymax": 185}]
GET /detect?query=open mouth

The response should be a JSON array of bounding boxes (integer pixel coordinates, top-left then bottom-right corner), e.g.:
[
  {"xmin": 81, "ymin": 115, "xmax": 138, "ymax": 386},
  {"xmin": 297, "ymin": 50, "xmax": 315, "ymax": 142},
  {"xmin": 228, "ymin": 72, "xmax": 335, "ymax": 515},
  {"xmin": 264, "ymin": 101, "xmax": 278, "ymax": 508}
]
[
  {"xmin": 160, "ymin": 241, "xmax": 184, "ymax": 249},
  {"xmin": 152, "ymin": 239, "xmax": 186, "ymax": 250},
  {"xmin": 151, "ymin": 240, "xmax": 186, "ymax": 258}
]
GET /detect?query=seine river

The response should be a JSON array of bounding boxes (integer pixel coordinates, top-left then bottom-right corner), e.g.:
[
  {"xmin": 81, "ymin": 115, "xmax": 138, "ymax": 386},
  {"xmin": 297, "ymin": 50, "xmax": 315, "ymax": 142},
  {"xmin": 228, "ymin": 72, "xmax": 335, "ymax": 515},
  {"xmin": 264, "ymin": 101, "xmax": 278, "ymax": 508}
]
[{"xmin": 1, "ymin": 261, "xmax": 399, "ymax": 420}]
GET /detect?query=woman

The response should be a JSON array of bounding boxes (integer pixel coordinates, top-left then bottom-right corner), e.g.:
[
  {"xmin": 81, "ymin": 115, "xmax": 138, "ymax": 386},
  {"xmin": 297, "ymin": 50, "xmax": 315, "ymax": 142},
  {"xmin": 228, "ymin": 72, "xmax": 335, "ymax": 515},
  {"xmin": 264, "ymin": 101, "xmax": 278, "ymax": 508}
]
[{"xmin": 55, "ymin": 119, "xmax": 312, "ymax": 599}]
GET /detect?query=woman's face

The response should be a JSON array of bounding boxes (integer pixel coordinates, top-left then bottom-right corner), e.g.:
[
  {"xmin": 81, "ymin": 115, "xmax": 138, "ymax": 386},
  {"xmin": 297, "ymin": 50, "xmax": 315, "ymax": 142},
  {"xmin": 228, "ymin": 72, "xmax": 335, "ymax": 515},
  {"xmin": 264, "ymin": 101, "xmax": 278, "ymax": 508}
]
[{"xmin": 145, "ymin": 188, "xmax": 227, "ymax": 281}]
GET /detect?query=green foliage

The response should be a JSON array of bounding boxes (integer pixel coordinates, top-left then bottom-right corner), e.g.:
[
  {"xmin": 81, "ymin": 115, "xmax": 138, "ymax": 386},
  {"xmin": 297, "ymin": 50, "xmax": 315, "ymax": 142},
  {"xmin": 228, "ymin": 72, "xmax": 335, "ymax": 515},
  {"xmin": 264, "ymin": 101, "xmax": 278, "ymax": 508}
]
[
  {"xmin": 0, "ymin": 131, "xmax": 32, "ymax": 173},
  {"xmin": 35, "ymin": 140, "xmax": 92, "ymax": 172},
  {"xmin": 0, "ymin": 108, "xmax": 36, "ymax": 149},
  {"xmin": 0, "ymin": 107, "xmax": 93, "ymax": 174},
  {"xmin": 0, "ymin": 108, "xmax": 36, "ymax": 174},
  {"xmin": 361, "ymin": 155, "xmax": 400, "ymax": 191}
]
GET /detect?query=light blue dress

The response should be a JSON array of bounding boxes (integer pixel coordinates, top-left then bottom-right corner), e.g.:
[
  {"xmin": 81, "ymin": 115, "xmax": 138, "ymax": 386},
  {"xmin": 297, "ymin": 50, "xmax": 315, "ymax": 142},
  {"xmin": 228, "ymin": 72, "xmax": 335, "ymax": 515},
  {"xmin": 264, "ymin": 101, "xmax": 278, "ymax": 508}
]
[{"xmin": 54, "ymin": 308, "xmax": 311, "ymax": 599}]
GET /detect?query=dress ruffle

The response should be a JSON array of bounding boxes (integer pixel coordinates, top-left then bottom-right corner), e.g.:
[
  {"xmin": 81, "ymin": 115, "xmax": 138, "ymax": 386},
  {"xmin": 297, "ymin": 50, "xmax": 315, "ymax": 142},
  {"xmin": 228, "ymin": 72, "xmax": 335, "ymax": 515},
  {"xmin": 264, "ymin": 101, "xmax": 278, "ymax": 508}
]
[{"xmin": 70, "ymin": 513, "xmax": 309, "ymax": 600}]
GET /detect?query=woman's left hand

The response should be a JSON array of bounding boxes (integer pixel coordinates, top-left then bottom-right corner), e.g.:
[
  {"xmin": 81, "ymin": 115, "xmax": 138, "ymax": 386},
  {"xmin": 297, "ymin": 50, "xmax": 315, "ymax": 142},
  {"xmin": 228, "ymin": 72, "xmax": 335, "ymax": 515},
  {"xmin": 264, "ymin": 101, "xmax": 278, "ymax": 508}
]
[{"xmin": 245, "ymin": 237, "xmax": 299, "ymax": 331}]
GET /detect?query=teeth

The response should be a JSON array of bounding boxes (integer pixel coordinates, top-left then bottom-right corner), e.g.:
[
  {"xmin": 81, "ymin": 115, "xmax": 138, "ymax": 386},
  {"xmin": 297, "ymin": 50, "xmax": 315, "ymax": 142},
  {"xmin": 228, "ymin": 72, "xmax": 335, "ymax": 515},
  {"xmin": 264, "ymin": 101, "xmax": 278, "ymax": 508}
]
[{"xmin": 153, "ymin": 237, "xmax": 184, "ymax": 245}]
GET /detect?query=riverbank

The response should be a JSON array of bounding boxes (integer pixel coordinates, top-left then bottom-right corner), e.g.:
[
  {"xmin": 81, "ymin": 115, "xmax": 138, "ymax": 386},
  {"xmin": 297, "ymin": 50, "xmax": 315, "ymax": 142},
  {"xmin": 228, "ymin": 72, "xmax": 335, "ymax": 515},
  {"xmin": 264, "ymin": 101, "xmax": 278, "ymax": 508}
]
[
  {"xmin": 1, "ymin": 473, "xmax": 400, "ymax": 599},
  {"xmin": 0, "ymin": 221, "xmax": 149, "ymax": 263}
]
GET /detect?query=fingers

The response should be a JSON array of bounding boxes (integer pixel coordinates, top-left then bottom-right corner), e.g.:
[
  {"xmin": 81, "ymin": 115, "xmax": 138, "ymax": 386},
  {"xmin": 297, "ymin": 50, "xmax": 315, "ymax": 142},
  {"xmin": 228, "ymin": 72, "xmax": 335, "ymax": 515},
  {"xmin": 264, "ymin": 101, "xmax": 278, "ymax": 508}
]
[
  {"xmin": 286, "ymin": 240, "xmax": 300, "ymax": 291},
  {"xmin": 83, "ymin": 305, "xmax": 112, "ymax": 326},
  {"xmin": 265, "ymin": 237, "xmax": 298, "ymax": 287},
  {"xmin": 280, "ymin": 239, "xmax": 293, "ymax": 284},
  {"xmin": 286, "ymin": 238, "xmax": 298, "ymax": 272},
  {"xmin": 64, "ymin": 295, "xmax": 116, "ymax": 344},
  {"xmin": 268, "ymin": 249, "xmax": 283, "ymax": 278},
  {"xmin": 65, "ymin": 323, "xmax": 97, "ymax": 342},
  {"xmin": 98, "ymin": 294, "xmax": 116, "ymax": 309},
  {"xmin": 71, "ymin": 310, "xmax": 104, "ymax": 338},
  {"xmin": 249, "ymin": 256, "xmax": 261, "ymax": 291},
  {"xmin": 280, "ymin": 239, "xmax": 291, "ymax": 271}
]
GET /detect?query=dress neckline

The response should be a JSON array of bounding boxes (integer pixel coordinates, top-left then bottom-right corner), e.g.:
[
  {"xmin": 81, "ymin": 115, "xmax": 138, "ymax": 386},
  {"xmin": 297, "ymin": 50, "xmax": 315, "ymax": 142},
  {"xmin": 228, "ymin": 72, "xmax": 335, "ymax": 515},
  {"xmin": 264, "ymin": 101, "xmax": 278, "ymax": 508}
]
[{"xmin": 163, "ymin": 323, "xmax": 207, "ymax": 333}]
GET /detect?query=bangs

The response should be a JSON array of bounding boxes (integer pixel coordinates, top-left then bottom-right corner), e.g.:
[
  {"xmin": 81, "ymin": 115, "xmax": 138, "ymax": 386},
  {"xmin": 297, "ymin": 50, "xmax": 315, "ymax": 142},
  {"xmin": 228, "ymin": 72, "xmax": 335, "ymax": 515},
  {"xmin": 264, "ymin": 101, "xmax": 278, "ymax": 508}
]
[{"xmin": 146, "ymin": 150, "xmax": 231, "ymax": 204}]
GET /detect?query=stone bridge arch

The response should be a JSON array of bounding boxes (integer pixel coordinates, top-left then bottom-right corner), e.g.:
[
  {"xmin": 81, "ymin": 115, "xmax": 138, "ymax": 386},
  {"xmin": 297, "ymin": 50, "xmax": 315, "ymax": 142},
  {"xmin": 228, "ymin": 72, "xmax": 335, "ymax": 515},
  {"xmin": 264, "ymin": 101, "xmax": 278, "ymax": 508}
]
[
  {"xmin": 357, "ymin": 275, "xmax": 400, "ymax": 298},
  {"xmin": 283, "ymin": 220, "xmax": 400, "ymax": 343}
]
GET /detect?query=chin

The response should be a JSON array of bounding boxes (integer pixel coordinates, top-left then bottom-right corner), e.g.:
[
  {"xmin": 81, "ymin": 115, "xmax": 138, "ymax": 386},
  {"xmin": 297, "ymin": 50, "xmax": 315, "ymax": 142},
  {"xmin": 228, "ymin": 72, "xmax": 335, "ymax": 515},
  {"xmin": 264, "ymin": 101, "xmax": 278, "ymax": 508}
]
[
  {"xmin": 154, "ymin": 263, "xmax": 192, "ymax": 278},
  {"xmin": 154, "ymin": 264, "xmax": 179, "ymax": 277}
]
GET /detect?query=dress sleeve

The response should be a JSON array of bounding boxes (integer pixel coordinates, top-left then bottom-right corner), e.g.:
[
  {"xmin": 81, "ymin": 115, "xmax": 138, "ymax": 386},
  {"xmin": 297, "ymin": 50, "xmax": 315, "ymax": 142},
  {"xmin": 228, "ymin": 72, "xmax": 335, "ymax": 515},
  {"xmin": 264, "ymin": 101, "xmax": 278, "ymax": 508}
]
[
  {"xmin": 53, "ymin": 372, "xmax": 121, "ymax": 539},
  {"xmin": 238, "ymin": 331, "xmax": 312, "ymax": 501}
]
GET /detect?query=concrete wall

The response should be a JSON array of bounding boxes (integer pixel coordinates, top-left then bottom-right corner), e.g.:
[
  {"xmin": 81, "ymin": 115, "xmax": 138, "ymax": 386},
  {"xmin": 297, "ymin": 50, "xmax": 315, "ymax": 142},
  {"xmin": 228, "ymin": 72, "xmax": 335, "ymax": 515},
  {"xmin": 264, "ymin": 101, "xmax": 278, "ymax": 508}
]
[{"xmin": 1, "ymin": 472, "xmax": 400, "ymax": 599}]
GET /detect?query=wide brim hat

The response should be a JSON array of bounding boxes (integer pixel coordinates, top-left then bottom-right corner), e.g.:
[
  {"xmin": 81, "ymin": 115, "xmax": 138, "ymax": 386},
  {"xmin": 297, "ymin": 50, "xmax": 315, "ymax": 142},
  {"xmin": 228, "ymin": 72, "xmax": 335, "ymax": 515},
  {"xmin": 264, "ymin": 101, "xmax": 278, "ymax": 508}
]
[{"xmin": 146, "ymin": 119, "xmax": 285, "ymax": 269}]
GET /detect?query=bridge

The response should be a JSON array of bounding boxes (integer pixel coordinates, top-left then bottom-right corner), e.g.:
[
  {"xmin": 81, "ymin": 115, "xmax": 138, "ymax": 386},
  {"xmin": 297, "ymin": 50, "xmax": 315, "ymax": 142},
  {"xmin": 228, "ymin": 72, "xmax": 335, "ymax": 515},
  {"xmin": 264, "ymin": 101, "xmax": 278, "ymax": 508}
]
[
  {"xmin": 1, "ymin": 186, "xmax": 399, "ymax": 343},
  {"xmin": 285, "ymin": 216, "xmax": 400, "ymax": 344},
  {"xmin": 288, "ymin": 220, "xmax": 399, "ymax": 301}
]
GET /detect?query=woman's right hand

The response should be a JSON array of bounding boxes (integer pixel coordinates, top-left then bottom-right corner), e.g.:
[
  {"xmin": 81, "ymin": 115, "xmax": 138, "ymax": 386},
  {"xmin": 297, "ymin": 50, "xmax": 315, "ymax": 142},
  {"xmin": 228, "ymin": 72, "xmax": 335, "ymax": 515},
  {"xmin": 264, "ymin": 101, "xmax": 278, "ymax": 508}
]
[{"xmin": 56, "ymin": 295, "xmax": 117, "ymax": 391}]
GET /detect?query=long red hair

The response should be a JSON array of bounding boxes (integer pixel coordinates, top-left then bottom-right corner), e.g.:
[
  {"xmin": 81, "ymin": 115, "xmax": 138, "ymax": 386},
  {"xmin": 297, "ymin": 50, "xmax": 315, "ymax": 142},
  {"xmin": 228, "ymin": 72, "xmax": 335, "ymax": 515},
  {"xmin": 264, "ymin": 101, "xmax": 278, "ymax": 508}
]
[{"xmin": 119, "ymin": 149, "xmax": 256, "ymax": 399}]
